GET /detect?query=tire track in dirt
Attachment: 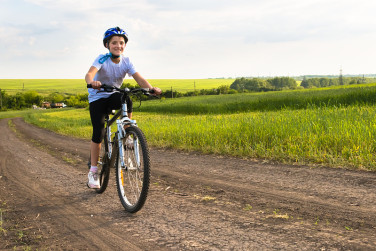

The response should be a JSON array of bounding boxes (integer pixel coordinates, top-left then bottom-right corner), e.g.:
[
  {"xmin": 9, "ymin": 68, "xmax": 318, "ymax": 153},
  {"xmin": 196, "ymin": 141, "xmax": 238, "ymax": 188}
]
[
  {"xmin": 0, "ymin": 118, "xmax": 149, "ymax": 250},
  {"xmin": 154, "ymin": 167, "xmax": 376, "ymax": 230},
  {"xmin": 0, "ymin": 117, "xmax": 375, "ymax": 250}
]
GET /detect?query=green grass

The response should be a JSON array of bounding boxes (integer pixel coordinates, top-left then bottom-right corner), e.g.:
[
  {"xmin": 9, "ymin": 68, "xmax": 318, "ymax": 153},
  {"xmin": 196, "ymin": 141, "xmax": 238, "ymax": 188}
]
[
  {"xmin": 0, "ymin": 108, "xmax": 53, "ymax": 119},
  {"xmin": 0, "ymin": 78, "xmax": 234, "ymax": 95},
  {"xmin": 23, "ymin": 108, "xmax": 93, "ymax": 139},
  {"xmin": 139, "ymin": 83, "xmax": 376, "ymax": 114},
  {"xmin": 137, "ymin": 107, "xmax": 376, "ymax": 170},
  {"xmin": 21, "ymin": 104, "xmax": 376, "ymax": 171},
  {"xmin": 0, "ymin": 79, "xmax": 87, "ymax": 95},
  {"xmin": 133, "ymin": 78, "xmax": 234, "ymax": 92},
  {"xmin": 4, "ymin": 82, "xmax": 376, "ymax": 171}
]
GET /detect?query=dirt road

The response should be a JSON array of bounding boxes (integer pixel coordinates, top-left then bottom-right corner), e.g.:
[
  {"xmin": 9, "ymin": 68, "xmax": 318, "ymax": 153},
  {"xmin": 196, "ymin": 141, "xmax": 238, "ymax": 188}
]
[{"xmin": 0, "ymin": 117, "xmax": 375, "ymax": 250}]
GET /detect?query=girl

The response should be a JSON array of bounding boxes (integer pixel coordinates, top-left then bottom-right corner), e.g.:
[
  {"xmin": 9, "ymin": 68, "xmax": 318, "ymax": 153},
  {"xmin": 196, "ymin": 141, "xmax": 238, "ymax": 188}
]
[{"xmin": 85, "ymin": 26, "xmax": 161, "ymax": 188}]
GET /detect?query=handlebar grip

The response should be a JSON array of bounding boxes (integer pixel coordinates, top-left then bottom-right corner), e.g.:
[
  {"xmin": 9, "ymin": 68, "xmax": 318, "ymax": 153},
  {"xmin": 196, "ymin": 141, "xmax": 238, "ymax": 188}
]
[{"xmin": 87, "ymin": 83, "xmax": 107, "ymax": 89}]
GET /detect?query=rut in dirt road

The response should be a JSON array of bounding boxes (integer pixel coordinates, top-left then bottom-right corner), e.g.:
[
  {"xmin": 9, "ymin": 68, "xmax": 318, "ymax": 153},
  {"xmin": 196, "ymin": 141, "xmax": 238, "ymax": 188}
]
[{"xmin": 0, "ymin": 117, "xmax": 375, "ymax": 250}]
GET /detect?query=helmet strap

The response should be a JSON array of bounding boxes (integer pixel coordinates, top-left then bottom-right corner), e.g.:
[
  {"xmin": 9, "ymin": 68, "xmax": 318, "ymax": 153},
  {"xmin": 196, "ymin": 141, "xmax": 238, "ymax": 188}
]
[
  {"xmin": 109, "ymin": 52, "xmax": 120, "ymax": 59},
  {"xmin": 98, "ymin": 52, "xmax": 121, "ymax": 64}
]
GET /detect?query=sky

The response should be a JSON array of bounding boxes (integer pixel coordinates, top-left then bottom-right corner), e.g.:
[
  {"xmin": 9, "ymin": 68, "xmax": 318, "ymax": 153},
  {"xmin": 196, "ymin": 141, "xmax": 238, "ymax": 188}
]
[{"xmin": 1, "ymin": 0, "xmax": 376, "ymax": 79}]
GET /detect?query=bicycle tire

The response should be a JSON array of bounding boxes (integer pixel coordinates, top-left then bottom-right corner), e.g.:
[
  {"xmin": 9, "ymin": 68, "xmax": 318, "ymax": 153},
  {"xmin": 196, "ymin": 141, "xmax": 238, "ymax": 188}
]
[
  {"xmin": 95, "ymin": 135, "xmax": 110, "ymax": 194},
  {"xmin": 115, "ymin": 126, "xmax": 150, "ymax": 213}
]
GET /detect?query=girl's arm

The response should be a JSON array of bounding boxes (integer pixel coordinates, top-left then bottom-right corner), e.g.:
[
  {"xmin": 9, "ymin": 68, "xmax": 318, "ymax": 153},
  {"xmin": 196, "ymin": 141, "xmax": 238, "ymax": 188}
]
[
  {"xmin": 85, "ymin": 66, "xmax": 101, "ymax": 89},
  {"xmin": 132, "ymin": 72, "xmax": 162, "ymax": 95}
]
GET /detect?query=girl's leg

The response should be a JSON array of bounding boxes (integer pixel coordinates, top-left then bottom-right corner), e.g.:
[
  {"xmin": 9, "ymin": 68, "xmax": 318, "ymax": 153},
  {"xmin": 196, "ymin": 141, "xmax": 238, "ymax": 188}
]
[
  {"xmin": 88, "ymin": 99, "xmax": 107, "ymax": 188},
  {"xmin": 88, "ymin": 141, "xmax": 101, "ymax": 188},
  {"xmin": 90, "ymin": 141, "xmax": 101, "ymax": 168}
]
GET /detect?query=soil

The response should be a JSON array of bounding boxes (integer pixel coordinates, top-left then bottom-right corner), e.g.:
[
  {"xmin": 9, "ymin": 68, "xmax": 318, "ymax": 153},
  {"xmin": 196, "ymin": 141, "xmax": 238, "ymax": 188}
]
[{"xmin": 0, "ymin": 117, "xmax": 375, "ymax": 250}]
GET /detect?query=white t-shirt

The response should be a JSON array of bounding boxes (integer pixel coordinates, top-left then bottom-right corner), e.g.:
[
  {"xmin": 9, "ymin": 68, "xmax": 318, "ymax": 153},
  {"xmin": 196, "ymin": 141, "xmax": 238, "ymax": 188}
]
[{"xmin": 88, "ymin": 54, "xmax": 137, "ymax": 103}]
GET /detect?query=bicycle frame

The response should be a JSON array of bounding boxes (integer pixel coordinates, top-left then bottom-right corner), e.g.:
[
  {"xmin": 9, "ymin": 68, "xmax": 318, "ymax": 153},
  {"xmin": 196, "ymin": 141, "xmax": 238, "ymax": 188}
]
[{"xmin": 105, "ymin": 101, "xmax": 139, "ymax": 169}]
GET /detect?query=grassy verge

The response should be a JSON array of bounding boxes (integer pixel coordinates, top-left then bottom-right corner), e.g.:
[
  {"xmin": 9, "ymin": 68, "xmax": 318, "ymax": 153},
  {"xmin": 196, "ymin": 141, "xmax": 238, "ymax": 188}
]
[
  {"xmin": 23, "ymin": 108, "xmax": 92, "ymax": 139},
  {"xmin": 138, "ymin": 107, "xmax": 376, "ymax": 170},
  {"xmin": 23, "ymin": 105, "xmax": 376, "ymax": 171},
  {"xmin": 0, "ymin": 108, "xmax": 53, "ymax": 120}
]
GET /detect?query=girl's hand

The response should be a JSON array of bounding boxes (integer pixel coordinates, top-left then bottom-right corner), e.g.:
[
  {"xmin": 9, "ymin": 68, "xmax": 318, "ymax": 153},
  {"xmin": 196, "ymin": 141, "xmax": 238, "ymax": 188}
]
[
  {"xmin": 151, "ymin": 87, "xmax": 162, "ymax": 95},
  {"xmin": 90, "ymin": 81, "xmax": 102, "ymax": 89}
]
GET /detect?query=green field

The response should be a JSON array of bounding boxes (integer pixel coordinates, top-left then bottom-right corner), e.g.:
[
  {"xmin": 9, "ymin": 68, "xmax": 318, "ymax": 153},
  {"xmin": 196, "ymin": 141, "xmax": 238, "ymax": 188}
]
[
  {"xmin": 7, "ymin": 82, "xmax": 376, "ymax": 171},
  {"xmin": 0, "ymin": 79, "xmax": 234, "ymax": 95},
  {"xmin": 138, "ymin": 82, "xmax": 376, "ymax": 114}
]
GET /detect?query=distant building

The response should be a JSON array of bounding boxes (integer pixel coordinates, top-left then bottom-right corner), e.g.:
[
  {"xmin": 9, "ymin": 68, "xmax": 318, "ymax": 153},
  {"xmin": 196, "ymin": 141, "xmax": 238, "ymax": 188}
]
[
  {"xmin": 42, "ymin": 102, "xmax": 51, "ymax": 108},
  {"xmin": 51, "ymin": 102, "xmax": 67, "ymax": 108}
]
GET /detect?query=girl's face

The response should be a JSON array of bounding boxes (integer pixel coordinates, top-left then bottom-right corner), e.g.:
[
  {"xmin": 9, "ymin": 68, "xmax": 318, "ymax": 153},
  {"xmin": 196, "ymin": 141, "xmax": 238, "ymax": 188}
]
[{"xmin": 107, "ymin": 36, "xmax": 126, "ymax": 56}]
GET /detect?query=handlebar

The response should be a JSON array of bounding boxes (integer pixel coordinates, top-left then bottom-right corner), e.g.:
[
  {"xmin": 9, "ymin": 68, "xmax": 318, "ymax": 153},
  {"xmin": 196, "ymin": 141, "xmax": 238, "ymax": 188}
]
[{"xmin": 87, "ymin": 84, "xmax": 156, "ymax": 96}]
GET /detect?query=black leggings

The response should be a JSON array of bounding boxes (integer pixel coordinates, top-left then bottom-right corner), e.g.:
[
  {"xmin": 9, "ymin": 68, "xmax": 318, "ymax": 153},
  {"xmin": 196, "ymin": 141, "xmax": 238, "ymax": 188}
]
[{"xmin": 89, "ymin": 92, "xmax": 133, "ymax": 143}]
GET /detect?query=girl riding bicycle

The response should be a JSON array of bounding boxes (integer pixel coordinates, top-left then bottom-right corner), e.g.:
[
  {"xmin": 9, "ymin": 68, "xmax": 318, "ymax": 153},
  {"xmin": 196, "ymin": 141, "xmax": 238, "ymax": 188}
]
[{"xmin": 85, "ymin": 26, "xmax": 162, "ymax": 189}]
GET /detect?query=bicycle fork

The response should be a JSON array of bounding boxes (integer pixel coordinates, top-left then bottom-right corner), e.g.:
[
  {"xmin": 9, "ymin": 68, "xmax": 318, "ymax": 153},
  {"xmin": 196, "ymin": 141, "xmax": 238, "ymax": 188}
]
[
  {"xmin": 116, "ymin": 121, "xmax": 141, "ymax": 170},
  {"xmin": 116, "ymin": 102, "xmax": 141, "ymax": 170}
]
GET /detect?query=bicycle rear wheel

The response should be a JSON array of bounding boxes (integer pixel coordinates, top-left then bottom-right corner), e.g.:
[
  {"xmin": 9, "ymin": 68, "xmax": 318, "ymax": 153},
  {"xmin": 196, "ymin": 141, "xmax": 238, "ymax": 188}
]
[
  {"xmin": 115, "ymin": 126, "xmax": 150, "ymax": 213},
  {"xmin": 96, "ymin": 136, "xmax": 110, "ymax": 194}
]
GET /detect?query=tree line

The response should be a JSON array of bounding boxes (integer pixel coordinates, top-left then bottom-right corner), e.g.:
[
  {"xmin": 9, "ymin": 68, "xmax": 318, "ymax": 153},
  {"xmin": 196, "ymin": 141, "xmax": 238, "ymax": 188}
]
[
  {"xmin": 2, "ymin": 76, "xmax": 376, "ymax": 111},
  {"xmin": 0, "ymin": 90, "xmax": 88, "ymax": 111},
  {"xmin": 300, "ymin": 76, "xmax": 376, "ymax": 88},
  {"xmin": 230, "ymin": 76, "xmax": 376, "ymax": 92},
  {"xmin": 230, "ymin": 77, "xmax": 297, "ymax": 92}
]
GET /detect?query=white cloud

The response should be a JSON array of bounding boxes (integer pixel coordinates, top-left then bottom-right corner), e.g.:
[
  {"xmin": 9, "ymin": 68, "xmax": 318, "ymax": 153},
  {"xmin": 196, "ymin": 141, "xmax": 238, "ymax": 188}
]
[
  {"xmin": 24, "ymin": 0, "xmax": 100, "ymax": 11},
  {"xmin": 28, "ymin": 36, "xmax": 36, "ymax": 45},
  {"xmin": 1, "ymin": 0, "xmax": 376, "ymax": 78}
]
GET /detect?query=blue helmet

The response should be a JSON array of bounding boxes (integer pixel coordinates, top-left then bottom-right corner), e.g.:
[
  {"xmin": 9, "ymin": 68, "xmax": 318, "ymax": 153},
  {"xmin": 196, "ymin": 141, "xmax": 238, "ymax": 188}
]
[{"xmin": 103, "ymin": 27, "xmax": 128, "ymax": 47}]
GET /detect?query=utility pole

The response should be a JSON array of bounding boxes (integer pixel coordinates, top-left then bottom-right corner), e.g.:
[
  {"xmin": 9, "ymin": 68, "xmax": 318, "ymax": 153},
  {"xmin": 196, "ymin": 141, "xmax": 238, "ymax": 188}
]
[{"xmin": 339, "ymin": 66, "xmax": 344, "ymax": 85}]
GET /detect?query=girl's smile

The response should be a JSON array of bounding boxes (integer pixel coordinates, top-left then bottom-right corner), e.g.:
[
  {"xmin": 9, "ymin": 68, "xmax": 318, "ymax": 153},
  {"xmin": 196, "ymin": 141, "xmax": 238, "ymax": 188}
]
[{"xmin": 108, "ymin": 36, "xmax": 126, "ymax": 57}]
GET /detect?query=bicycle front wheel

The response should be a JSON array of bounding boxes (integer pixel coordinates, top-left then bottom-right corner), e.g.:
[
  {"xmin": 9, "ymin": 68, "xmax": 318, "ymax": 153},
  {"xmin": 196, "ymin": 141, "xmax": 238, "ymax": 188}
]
[{"xmin": 115, "ymin": 126, "xmax": 150, "ymax": 213}]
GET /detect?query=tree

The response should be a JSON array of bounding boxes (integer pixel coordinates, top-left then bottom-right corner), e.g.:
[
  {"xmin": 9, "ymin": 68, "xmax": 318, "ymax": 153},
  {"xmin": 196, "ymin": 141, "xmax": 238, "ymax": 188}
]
[
  {"xmin": 47, "ymin": 93, "xmax": 65, "ymax": 103},
  {"xmin": 268, "ymin": 77, "xmax": 297, "ymax": 90},
  {"xmin": 244, "ymin": 78, "xmax": 272, "ymax": 92},
  {"xmin": 230, "ymin": 77, "xmax": 247, "ymax": 92},
  {"xmin": 300, "ymin": 76, "xmax": 308, "ymax": 88},
  {"xmin": 65, "ymin": 93, "xmax": 89, "ymax": 108},
  {"xmin": 0, "ymin": 89, "xmax": 7, "ymax": 110},
  {"xmin": 23, "ymin": 91, "xmax": 43, "ymax": 106},
  {"xmin": 218, "ymin": 85, "xmax": 230, "ymax": 94},
  {"xmin": 319, "ymin": 78, "xmax": 330, "ymax": 87},
  {"xmin": 7, "ymin": 93, "xmax": 26, "ymax": 109}
]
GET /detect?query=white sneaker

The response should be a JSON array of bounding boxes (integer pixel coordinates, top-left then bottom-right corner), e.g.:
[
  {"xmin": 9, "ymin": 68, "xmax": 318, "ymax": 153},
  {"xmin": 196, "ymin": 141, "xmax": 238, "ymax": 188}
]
[{"xmin": 87, "ymin": 171, "xmax": 100, "ymax": 189}]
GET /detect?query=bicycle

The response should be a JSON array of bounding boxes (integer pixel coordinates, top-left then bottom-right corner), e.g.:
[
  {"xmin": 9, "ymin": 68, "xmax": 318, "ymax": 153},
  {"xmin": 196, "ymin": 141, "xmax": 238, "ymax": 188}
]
[{"xmin": 87, "ymin": 83, "xmax": 155, "ymax": 213}]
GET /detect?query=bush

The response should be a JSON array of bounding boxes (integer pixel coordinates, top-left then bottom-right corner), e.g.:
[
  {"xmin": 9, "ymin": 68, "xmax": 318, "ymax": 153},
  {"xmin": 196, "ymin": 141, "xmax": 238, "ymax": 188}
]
[{"xmin": 66, "ymin": 94, "xmax": 89, "ymax": 108}]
